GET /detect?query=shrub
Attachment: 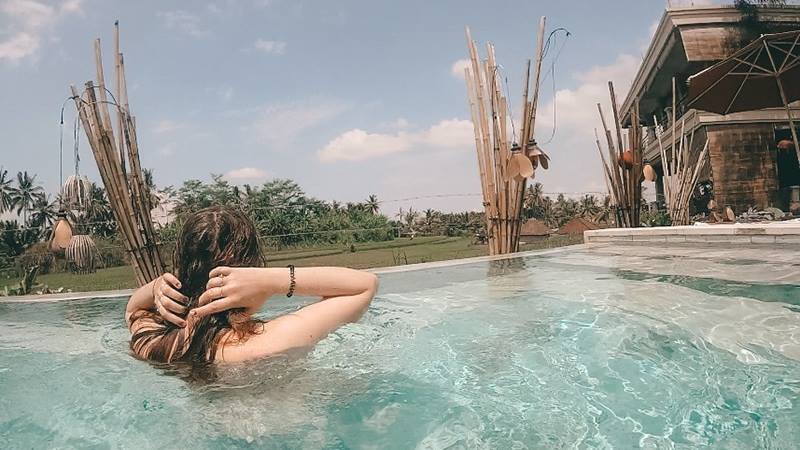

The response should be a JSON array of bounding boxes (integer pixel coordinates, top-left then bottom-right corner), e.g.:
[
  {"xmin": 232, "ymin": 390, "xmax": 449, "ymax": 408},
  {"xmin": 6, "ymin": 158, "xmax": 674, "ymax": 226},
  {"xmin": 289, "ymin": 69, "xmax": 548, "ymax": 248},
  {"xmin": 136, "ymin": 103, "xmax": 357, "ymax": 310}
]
[{"xmin": 17, "ymin": 242, "xmax": 55, "ymax": 274}]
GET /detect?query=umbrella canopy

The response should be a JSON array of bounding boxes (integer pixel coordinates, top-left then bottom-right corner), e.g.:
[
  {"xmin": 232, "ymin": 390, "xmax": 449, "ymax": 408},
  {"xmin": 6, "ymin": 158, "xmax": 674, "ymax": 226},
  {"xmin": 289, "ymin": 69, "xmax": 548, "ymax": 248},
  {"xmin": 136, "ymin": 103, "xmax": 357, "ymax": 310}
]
[{"xmin": 686, "ymin": 30, "xmax": 800, "ymax": 162}]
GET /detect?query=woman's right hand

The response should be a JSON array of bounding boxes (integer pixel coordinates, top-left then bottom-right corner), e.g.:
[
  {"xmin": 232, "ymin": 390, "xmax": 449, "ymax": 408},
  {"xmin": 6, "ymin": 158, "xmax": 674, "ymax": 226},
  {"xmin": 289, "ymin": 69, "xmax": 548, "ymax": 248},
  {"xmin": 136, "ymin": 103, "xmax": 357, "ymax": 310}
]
[
  {"xmin": 190, "ymin": 267, "xmax": 275, "ymax": 319},
  {"xmin": 153, "ymin": 273, "xmax": 189, "ymax": 327}
]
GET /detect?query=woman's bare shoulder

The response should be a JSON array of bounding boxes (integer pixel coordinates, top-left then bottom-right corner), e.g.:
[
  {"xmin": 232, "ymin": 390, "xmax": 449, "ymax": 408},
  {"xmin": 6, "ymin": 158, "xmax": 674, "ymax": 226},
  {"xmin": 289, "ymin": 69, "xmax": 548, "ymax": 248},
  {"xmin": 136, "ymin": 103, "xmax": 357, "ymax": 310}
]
[{"xmin": 215, "ymin": 315, "xmax": 306, "ymax": 363}]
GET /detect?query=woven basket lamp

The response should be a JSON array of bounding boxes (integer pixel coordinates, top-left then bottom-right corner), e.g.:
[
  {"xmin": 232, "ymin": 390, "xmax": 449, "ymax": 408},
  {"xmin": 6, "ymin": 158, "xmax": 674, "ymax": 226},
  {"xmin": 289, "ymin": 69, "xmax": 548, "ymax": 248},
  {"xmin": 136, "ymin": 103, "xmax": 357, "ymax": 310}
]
[
  {"xmin": 507, "ymin": 142, "xmax": 534, "ymax": 181},
  {"xmin": 66, "ymin": 234, "xmax": 98, "ymax": 274},
  {"xmin": 527, "ymin": 139, "xmax": 550, "ymax": 170},
  {"xmin": 49, "ymin": 216, "xmax": 74, "ymax": 253},
  {"xmin": 62, "ymin": 174, "xmax": 92, "ymax": 209}
]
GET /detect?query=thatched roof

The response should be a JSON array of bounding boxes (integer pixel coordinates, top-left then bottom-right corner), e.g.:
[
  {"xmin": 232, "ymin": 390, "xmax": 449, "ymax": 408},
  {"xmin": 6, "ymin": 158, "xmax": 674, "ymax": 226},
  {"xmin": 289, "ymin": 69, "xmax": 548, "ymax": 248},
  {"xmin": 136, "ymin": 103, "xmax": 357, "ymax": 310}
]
[
  {"xmin": 558, "ymin": 217, "xmax": 600, "ymax": 235},
  {"xmin": 520, "ymin": 219, "xmax": 550, "ymax": 236}
]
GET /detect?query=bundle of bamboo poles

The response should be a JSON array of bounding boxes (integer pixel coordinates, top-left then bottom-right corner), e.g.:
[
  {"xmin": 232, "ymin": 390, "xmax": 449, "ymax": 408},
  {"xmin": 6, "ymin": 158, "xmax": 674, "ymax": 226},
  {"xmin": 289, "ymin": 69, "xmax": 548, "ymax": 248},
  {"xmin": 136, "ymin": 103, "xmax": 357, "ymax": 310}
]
[
  {"xmin": 653, "ymin": 79, "xmax": 709, "ymax": 226},
  {"xmin": 595, "ymin": 82, "xmax": 643, "ymax": 228},
  {"xmin": 464, "ymin": 17, "xmax": 548, "ymax": 255},
  {"xmin": 69, "ymin": 21, "xmax": 164, "ymax": 286}
]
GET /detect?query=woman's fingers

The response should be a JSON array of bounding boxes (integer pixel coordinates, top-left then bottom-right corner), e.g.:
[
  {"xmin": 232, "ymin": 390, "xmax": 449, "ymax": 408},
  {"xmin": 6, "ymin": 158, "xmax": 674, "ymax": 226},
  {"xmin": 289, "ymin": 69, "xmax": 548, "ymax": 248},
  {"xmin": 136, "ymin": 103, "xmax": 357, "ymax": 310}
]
[
  {"xmin": 209, "ymin": 266, "xmax": 232, "ymax": 278},
  {"xmin": 191, "ymin": 297, "xmax": 233, "ymax": 318},
  {"xmin": 160, "ymin": 284, "xmax": 188, "ymax": 305},
  {"xmin": 160, "ymin": 294, "xmax": 188, "ymax": 315},
  {"xmin": 197, "ymin": 286, "xmax": 225, "ymax": 307},
  {"xmin": 162, "ymin": 272, "xmax": 182, "ymax": 289},
  {"xmin": 156, "ymin": 301, "xmax": 186, "ymax": 327},
  {"xmin": 205, "ymin": 276, "xmax": 225, "ymax": 291}
]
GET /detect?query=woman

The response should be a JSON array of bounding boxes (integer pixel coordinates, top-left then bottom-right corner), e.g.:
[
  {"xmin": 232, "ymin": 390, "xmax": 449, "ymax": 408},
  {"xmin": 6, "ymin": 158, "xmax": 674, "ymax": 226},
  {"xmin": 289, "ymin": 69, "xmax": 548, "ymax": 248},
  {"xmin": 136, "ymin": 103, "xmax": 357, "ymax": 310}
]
[{"xmin": 125, "ymin": 206, "xmax": 379, "ymax": 364}]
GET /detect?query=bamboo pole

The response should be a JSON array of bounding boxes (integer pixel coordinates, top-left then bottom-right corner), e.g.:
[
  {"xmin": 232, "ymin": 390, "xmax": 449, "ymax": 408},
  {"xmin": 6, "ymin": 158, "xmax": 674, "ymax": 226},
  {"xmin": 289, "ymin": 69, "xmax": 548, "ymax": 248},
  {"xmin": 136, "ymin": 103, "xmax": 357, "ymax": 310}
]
[{"xmin": 114, "ymin": 20, "xmax": 125, "ymax": 173}]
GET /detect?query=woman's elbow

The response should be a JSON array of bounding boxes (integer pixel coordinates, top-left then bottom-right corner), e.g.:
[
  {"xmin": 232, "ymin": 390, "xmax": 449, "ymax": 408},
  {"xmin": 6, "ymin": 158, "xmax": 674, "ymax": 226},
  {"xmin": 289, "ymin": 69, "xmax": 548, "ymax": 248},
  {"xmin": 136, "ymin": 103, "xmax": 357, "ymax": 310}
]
[{"xmin": 366, "ymin": 273, "xmax": 379, "ymax": 295}]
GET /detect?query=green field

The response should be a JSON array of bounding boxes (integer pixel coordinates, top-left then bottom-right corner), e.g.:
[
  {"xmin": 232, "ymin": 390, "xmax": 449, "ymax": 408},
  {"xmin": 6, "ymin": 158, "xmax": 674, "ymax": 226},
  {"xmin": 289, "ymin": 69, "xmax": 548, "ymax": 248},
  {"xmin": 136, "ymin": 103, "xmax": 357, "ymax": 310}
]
[{"xmin": 3, "ymin": 235, "xmax": 583, "ymax": 294}]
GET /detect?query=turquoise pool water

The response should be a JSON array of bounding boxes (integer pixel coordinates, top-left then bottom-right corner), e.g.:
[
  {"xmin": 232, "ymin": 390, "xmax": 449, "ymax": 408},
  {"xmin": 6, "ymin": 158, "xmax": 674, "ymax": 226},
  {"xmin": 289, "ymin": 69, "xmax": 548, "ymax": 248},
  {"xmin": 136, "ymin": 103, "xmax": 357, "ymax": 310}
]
[{"xmin": 1, "ymin": 244, "xmax": 799, "ymax": 449}]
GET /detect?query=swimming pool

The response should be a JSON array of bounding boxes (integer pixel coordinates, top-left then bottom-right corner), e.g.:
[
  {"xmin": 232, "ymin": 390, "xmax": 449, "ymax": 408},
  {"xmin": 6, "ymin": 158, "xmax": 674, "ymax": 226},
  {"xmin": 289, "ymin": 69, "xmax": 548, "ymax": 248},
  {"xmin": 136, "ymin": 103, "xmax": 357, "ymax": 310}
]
[{"xmin": 1, "ymin": 243, "xmax": 799, "ymax": 449}]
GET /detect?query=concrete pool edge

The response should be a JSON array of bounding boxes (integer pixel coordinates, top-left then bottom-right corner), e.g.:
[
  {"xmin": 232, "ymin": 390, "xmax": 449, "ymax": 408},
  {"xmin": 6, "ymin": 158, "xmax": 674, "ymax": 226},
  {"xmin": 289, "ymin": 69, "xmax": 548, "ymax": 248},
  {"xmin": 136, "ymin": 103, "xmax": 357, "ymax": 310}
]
[
  {"xmin": 585, "ymin": 222, "xmax": 800, "ymax": 244},
  {"xmin": 0, "ymin": 244, "xmax": 590, "ymax": 303}
]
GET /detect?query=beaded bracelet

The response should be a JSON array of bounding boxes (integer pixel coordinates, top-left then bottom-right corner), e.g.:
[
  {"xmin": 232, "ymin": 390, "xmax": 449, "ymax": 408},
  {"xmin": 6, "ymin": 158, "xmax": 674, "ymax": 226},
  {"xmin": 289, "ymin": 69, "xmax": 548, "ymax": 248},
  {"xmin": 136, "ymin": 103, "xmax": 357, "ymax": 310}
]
[{"xmin": 286, "ymin": 264, "xmax": 296, "ymax": 297}]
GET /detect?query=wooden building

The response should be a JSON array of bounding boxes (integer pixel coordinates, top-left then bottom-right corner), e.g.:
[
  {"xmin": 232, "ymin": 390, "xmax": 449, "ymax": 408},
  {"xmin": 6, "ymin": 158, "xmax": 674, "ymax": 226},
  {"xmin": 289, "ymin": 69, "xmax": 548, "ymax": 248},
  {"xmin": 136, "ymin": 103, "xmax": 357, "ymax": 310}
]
[
  {"xmin": 621, "ymin": 4, "xmax": 800, "ymax": 213},
  {"xmin": 557, "ymin": 217, "xmax": 600, "ymax": 236},
  {"xmin": 519, "ymin": 219, "xmax": 550, "ymax": 243}
]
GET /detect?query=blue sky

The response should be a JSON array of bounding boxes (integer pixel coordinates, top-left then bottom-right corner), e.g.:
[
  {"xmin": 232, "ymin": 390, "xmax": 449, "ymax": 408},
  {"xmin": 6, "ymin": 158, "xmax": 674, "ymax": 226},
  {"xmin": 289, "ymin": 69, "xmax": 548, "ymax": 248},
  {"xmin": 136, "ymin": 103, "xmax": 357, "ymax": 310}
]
[{"xmin": 0, "ymin": 0, "xmax": 696, "ymax": 213}]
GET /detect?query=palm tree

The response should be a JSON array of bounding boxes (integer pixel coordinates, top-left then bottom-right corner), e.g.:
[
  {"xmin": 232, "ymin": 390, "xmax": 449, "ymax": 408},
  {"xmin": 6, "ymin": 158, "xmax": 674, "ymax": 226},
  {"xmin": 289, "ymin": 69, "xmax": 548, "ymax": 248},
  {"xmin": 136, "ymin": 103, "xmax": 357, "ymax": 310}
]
[
  {"xmin": 403, "ymin": 208, "xmax": 418, "ymax": 228},
  {"xmin": 10, "ymin": 171, "xmax": 44, "ymax": 223},
  {"xmin": 85, "ymin": 183, "xmax": 116, "ymax": 237},
  {"xmin": 522, "ymin": 182, "xmax": 546, "ymax": 218},
  {"xmin": 29, "ymin": 194, "xmax": 57, "ymax": 228},
  {"xmin": 577, "ymin": 195, "xmax": 600, "ymax": 219},
  {"xmin": 365, "ymin": 194, "xmax": 380, "ymax": 215},
  {"xmin": 0, "ymin": 168, "xmax": 12, "ymax": 213}
]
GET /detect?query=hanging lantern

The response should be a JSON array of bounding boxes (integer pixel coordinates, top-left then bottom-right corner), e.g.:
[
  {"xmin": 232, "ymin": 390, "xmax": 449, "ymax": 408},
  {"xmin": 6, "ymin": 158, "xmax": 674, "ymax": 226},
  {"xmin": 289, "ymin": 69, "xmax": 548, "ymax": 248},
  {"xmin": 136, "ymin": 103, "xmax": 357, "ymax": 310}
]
[
  {"xmin": 62, "ymin": 174, "xmax": 92, "ymax": 209},
  {"xmin": 617, "ymin": 150, "xmax": 634, "ymax": 169},
  {"xmin": 527, "ymin": 139, "xmax": 550, "ymax": 170},
  {"xmin": 49, "ymin": 214, "xmax": 73, "ymax": 254},
  {"xmin": 510, "ymin": 142, "xmax": 534, "ymax": 180},
  {"xmin": 643, "ymin": 163, "xmax": 656, "ymax": 182},
  {"xmin": 777, "ymin": 139, "xmax": 795, "ymax": 150},
  {"xmin": 66, "ymin": 235, "xmax": 98, "ymax": 274}
]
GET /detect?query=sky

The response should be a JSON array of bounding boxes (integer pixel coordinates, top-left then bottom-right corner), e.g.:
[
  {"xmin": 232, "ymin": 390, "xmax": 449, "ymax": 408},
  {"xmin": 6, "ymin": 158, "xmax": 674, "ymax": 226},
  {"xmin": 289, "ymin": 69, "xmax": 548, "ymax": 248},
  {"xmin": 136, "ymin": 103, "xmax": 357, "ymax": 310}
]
[{"xmin": 0, "ymin": 0, "xmax": 719, "ymax": 214}]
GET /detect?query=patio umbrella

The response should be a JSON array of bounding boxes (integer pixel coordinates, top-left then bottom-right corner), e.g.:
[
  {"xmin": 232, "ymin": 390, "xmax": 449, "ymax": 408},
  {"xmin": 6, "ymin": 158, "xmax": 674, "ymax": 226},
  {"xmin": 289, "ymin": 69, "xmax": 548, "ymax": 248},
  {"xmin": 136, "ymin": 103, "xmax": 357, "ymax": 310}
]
[{"xmin": 686, "ymin": 30, "xmax": 800, "ymax": 164}]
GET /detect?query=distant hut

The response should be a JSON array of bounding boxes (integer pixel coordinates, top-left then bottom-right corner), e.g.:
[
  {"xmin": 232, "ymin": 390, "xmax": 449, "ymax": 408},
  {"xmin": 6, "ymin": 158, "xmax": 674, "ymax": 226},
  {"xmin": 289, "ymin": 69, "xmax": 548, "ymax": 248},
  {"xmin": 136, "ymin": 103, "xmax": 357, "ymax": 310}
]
[
  {"xmin": 519, "ymin": 219, "xmax": 550, "ymax": 243},
  {"xmin": 558, "ymin": 217, "xmax": 600, "ymax": 236}
]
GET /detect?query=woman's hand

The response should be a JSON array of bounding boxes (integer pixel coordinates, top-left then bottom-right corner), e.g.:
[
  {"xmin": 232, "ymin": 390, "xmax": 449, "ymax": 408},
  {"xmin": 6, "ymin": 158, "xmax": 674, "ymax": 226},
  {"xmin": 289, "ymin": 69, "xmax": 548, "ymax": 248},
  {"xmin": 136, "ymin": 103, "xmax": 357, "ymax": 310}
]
[
  {"xmin": 152, "ymin": 273, "xmax": 189, "ymax": 327},
  {"xmin": 190, "ymin": 267, "xmax": 275, "ymax": 318}
]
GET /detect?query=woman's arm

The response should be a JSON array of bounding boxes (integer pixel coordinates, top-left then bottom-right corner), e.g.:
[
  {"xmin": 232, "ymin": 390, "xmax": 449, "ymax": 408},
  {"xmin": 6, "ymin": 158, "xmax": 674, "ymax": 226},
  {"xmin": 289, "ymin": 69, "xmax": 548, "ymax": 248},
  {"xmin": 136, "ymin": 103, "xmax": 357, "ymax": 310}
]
[
  {"xmin": 124, "ymin": 273, "xmax": 188, "ymax": 328},
  {"xmin": 191, "ymin": 266, "xmax": 379, "ymax": 361}
]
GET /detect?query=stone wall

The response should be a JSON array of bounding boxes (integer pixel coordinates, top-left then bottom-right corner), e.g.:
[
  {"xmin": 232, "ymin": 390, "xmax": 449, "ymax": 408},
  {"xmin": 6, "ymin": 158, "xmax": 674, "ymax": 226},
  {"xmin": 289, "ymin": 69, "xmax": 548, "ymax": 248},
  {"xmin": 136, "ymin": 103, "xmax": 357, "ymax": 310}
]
[{"xmin": 705, "ymin": 123, "xmax": 779, "ymax": 212}]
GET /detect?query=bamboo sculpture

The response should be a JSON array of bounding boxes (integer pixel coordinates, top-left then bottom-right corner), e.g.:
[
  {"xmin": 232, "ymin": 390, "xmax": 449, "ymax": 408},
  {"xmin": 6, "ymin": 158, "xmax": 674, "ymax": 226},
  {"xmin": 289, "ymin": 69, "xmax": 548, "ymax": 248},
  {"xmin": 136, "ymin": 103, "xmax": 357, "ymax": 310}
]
[
  {"xmin": 69, "ymin": 21, "xmax": 164, "ymax": 286},
  {"xmin": 464, "ymin": 17, "xmax": 548, "ymax": 255},
  {"xmin": 653, "ymin": 79, "xmax": 709, "ymax": 226},
  {"xmin": 595, "ymin": 82, "xmax": 643, "ymax": 228}
]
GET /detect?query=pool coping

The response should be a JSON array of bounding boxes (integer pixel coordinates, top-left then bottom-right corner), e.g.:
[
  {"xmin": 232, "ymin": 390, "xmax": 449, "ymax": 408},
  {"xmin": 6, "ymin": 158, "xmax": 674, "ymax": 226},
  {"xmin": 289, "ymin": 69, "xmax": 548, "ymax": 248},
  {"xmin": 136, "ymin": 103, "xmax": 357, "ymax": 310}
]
[
  {"xmin": 0, "ymin": 244, "xmax": 589, "ymax": 303},
  {"xmin": 585, "ymin": 222, "xmax": 800, "ymax": 244}
]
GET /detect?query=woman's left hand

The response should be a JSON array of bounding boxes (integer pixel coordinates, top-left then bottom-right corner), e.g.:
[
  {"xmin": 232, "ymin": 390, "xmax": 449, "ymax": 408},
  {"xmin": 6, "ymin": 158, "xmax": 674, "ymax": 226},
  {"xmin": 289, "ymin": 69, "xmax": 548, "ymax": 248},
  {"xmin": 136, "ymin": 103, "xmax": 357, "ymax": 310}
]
[
  {"xmin": 190, "ymin": 267, "xmax": 275, "ymax": 318},
  {"xmin": 153, "ymin": 273, "xmax": 189, "ymax": 327}
]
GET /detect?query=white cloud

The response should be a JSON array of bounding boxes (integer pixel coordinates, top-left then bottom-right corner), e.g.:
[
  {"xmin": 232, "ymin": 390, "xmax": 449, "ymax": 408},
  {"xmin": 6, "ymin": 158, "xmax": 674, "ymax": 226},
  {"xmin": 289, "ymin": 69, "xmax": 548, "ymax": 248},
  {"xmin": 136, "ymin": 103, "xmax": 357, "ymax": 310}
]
[
  {"xmin": 318, "ymin": 118, "xmax": 473, "ymax": 163},
  {"xmin": 158, "ymin": 10, "xmax": 206, "ymax": 37},
  {"xmin": 253, "ymin": 39, "xmax": 286, "ymax": 55},
  {"xmin": 153, "ymin": 119, "xmax": 183, "ymax": 133},
  {"xmin": 225, "ymin": 167, "xmax": 269, "ymax": 181},
  {"xmin": 389, "ymin": 117, "xmax": 409, "ymax": 129},
  {"xmin": 450, "ymin": 58, "xmax": 470, "ymax": 79},
  {"xmin": 0, "ymin": 0, "xmax": 82, "ymax": 63},
  {"xmin": 158, "ymin": 143, "xmax": 176, "ymax": 157},
  {"xmin": 247, "ymin": 100, "xmax": 350, "ymax": 146},
  {"xmin": 60, "ymin": 0, "xmax": 82, "ymax": 14},
  {"xmin": 0, "ymin": 32, "xmax": 38, "ymax": 62}
]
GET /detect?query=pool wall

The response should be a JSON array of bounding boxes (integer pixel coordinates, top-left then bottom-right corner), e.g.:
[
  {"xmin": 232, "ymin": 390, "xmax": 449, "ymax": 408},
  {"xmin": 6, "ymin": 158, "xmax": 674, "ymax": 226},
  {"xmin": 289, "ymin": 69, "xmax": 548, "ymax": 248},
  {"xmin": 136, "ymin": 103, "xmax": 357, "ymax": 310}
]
[{"xmin": 585, "ymin": 222, "xmax": 800, "ymax": 245}]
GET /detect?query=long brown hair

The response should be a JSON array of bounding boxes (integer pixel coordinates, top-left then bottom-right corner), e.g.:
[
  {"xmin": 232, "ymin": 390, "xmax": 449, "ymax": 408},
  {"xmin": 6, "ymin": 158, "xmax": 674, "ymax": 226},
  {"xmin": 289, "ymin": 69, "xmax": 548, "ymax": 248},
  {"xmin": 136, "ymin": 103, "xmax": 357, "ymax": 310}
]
[{"xmin": 129, "ymin": 206, "xmax": 264, "ymax": 364}]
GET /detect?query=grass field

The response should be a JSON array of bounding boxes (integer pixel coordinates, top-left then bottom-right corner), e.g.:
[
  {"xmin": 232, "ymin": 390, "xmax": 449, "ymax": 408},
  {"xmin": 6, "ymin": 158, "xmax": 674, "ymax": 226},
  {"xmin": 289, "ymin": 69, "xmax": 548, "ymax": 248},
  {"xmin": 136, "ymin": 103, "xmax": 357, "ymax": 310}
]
[{"xmin": 3, "ymin": 235, "xmax": 583, "ymax": 294}]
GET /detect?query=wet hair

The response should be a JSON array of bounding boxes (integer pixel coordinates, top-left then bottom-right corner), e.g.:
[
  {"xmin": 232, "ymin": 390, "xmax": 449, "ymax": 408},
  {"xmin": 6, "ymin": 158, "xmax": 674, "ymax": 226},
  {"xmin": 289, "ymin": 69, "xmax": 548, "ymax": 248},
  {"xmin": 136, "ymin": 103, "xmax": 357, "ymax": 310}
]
[{"xmin": 129, "ymin": 206, "xmax": 265, "ymax": 364}]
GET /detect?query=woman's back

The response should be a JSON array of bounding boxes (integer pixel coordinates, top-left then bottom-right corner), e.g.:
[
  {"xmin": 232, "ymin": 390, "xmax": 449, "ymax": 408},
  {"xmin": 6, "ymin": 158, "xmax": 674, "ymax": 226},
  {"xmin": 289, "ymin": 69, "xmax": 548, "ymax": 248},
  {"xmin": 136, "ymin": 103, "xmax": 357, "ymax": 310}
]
[{"xmin": 125, "ymin": 206, "xmax": 378, "ymax": 364}]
